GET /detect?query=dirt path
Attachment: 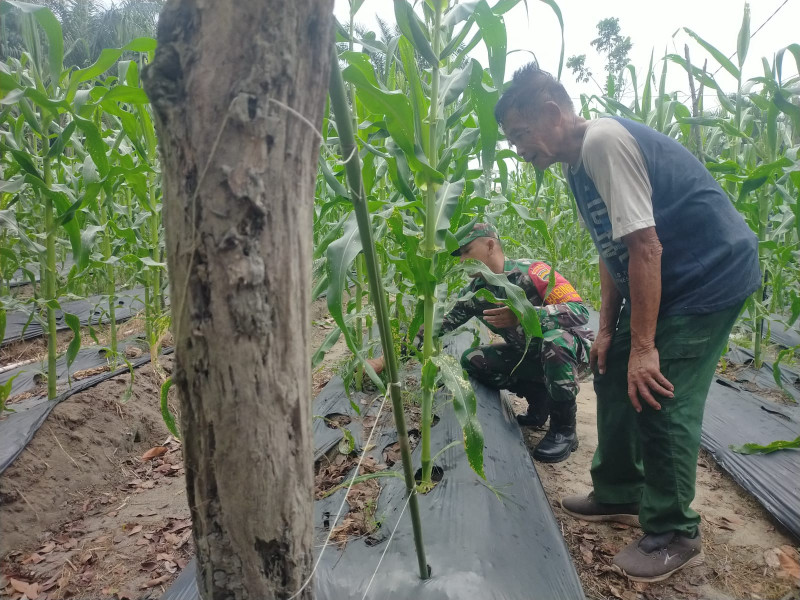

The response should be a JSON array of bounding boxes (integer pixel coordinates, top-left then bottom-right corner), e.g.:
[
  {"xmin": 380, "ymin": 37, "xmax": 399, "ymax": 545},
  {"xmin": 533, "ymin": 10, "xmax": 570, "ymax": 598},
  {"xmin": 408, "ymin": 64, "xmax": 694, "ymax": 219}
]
[{"xmin": 511, "ymin": 388, "xmax": 799, "ymax": 600}]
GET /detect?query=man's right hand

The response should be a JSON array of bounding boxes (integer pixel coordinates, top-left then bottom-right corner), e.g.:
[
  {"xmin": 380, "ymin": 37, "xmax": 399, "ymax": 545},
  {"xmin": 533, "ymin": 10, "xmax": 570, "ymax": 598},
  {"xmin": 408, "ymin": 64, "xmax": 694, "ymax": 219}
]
[{"xmin": 590, "ymin": 329, "xmax": 613, "ymax": 375}]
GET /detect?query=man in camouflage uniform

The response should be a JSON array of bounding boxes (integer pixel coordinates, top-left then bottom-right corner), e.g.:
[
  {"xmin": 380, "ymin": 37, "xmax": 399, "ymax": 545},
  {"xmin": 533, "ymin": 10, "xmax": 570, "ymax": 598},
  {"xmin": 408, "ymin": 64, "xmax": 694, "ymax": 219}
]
[{"xmin": 443, "ymin": 223, "xmax": 594, "ymax": 463}]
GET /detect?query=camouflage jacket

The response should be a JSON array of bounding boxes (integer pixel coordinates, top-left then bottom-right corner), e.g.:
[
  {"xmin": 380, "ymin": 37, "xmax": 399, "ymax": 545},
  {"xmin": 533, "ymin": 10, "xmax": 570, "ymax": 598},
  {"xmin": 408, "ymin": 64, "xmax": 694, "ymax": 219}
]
[{"xmin": 440, "ymin": 258, "xmax": 594, "ymax": 352}]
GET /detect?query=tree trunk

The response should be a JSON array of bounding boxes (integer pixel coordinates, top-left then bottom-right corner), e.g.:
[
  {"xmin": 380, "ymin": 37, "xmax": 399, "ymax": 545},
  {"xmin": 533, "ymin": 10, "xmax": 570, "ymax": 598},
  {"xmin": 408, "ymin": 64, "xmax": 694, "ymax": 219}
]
[{"xmin": 142, "ymin": 1, "xmax": 334, "ymax": 598}]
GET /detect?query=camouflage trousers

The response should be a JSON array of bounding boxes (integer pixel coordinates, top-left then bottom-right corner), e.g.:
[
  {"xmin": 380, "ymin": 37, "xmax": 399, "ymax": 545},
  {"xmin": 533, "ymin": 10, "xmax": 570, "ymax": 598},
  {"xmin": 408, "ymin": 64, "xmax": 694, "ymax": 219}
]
[{"xmin": 459, "ymin": 329, "xmax": 589, "ymax": 406}]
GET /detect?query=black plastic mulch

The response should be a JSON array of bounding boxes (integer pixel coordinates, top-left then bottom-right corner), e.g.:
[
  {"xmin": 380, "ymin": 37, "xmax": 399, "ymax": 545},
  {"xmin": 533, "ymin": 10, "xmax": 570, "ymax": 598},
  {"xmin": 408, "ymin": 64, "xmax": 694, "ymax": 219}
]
[{"xmin": 161, "ymin": 331, "xmax": 585, "ymax": 600}]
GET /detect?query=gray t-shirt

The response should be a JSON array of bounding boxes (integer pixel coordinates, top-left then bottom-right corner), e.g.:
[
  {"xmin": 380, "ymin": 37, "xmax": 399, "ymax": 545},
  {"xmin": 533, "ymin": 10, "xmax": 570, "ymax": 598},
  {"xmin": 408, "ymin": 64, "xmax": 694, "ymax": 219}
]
[{"xmin": 574, "ymin": 119, "xmax": 655, "ymax": 240}]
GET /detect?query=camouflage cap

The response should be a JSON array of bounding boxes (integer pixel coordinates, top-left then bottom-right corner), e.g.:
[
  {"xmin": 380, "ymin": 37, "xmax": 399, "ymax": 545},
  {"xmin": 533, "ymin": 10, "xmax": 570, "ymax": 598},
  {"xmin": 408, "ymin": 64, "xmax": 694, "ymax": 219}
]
[{"xmin": 451, "ymin": 222, "xmax": 499, "ymax": 256}]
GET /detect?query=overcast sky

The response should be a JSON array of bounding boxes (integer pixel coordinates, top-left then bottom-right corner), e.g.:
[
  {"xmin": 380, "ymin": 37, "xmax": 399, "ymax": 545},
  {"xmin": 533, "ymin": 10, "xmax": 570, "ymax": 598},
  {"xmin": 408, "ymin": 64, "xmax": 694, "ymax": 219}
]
[{"xmin": 333, "ymin": 0, "xmax": 799, "ymax": 103}]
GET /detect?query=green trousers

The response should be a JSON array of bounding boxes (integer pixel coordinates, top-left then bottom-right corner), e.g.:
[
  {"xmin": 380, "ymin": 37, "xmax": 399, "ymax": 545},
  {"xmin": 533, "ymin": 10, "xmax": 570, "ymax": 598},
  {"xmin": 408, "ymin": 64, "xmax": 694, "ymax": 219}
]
[{"xmin": 591, "ymin": 302, "xmax": 742, "ymax": 536}]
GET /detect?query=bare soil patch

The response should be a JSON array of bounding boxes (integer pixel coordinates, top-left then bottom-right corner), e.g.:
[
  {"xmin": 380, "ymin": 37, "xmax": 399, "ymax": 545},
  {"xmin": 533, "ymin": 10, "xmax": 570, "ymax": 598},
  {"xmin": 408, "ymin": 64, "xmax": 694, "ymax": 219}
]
[
  {"xmin": 0, "ymin": 356, "xmax": 193, "ymax": 599},
  {"xmin": 510, "ymin": 386, "xmax": 800, "ymax": 600}
]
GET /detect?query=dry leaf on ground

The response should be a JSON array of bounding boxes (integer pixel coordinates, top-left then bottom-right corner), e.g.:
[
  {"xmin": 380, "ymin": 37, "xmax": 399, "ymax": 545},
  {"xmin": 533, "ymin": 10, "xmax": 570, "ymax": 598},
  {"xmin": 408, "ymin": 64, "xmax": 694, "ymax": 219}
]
[{"xmin": 141, "ymin": 446, "xmax": 167, "ymax": 461}]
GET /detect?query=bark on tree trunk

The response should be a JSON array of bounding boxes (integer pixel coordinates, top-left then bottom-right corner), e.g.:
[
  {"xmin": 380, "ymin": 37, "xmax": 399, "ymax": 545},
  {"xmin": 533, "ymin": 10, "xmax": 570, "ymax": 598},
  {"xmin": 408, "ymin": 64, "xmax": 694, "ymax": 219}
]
[{"xmin": 142, "ymin": 1, "xmax": 334, "ymax": 598}]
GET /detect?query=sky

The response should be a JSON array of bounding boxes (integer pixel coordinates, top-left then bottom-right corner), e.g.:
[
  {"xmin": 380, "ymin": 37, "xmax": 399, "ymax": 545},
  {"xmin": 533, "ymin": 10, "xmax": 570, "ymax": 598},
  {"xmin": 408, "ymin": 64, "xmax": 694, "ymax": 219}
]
[{"xmin": 333, "ymin": 0, "xmax": 800, "ymax": 104}]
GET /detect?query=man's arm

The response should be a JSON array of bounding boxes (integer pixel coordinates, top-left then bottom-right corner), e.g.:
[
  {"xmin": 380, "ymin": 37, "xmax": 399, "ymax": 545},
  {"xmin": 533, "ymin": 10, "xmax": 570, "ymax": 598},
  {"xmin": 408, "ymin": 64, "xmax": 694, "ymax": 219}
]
[
  {"xmin": 623, "ymin": 226, "xmax": 674, "ymax": 411},
  {"xmin": 591, "ymin": 259, "xmax": 623, "ymax": 375}
]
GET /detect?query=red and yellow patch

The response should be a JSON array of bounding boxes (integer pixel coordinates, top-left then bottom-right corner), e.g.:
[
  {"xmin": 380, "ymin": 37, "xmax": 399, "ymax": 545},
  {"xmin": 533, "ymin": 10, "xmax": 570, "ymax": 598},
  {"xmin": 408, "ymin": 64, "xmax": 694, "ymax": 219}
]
[{"xmin": 528, "ymin": 262, "xmax": 582, "ymax": 304}]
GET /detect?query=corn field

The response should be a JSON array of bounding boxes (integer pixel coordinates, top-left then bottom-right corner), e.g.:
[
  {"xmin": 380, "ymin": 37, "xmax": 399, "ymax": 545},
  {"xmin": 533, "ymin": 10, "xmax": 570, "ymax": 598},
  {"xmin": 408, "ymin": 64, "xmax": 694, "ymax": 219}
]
[{"xmin": 1, "ymin": 0, "xmax": 798, "ymax": 478}]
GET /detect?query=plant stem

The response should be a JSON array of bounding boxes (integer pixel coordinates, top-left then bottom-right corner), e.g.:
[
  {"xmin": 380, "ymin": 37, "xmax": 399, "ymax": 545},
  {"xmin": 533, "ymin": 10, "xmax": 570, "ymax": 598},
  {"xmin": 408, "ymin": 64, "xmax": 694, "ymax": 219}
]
[
  {"xmin": 420, "ymin": 1, "xmax": 443, "ymax": 486},
  {"xmin": 753, "ymin": 189, "xmax": 769, "ymax": 369},
  {"xmin": 148, "ymin": 178, "xmax": 161, "ymax": 357},
  {"xmin": 99, "ymin": 189, "xmax": 117, "ymax": 363},
  {"xmin": 42, "ymin": 154, "xmax": 57, "ymax": 399},
  {"xmin": 355, "ymin": 253, "xmax": 364, "ymax": 391},
  {"xmin": 329, "ymin": 50, "xmax": 429, "ymax": 580}
]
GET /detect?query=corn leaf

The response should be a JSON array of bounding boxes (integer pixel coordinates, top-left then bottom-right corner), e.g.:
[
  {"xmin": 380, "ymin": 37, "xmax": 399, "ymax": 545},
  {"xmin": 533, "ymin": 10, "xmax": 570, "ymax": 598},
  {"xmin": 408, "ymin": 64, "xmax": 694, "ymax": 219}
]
[
  {"xmin": 684, "ymin": 27, "xmax": 740, "ymax": 81},
  {"xmin": 730, "ymin": 436, "xmax": 800, "ymax": 455},
  {"xmin": 473, "ymin": 0, "xmax": 505, "ymax": 90},
  {"xmin": 432, "ymin": 353, "xmax": 485, "ymax": 478},
  {"xmin": 63, "ymin": 312, "xmax": 81, "ymax": 372},
  {"xmin": 160, "ymin": 378, "xmax": 181, "ymax": 440},
  {"xmin": 394, "ymin": 0, "xmax": 438, "ymax": 66}
]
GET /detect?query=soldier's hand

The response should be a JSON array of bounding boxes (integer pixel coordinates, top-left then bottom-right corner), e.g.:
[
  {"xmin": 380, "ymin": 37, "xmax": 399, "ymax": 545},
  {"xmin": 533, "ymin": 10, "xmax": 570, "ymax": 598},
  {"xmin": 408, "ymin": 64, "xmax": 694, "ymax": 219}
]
[
  {"xmin": 483, "ymin": 305, "xmax": 519, "ymax": 328},
  {"xmin": 627, "ymin": 346, "xmax": 674, "ymax": 412},
  {"xmin": 590, "ymin": 329, "xmax": 612, "ymax": 375}
]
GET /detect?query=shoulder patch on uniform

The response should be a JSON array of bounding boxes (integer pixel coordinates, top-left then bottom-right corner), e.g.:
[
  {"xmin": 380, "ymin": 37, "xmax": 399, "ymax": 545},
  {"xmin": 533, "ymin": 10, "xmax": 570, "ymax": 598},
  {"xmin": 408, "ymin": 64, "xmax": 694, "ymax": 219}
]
[{"xmin": 528, "ymin": 262, "xmax": 583, "ymax": 304}]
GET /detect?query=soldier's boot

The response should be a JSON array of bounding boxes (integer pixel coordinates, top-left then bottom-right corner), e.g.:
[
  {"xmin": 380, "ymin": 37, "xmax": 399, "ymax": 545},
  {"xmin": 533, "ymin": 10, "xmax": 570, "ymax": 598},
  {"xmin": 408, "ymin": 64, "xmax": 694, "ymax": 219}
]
[
  {"xmin": 533, "ymin": 401, "xmax": 578, "ymax": 463},
  {"xmin": 512, "ymin": 382, "xmax": 550, "ymax": 429}
]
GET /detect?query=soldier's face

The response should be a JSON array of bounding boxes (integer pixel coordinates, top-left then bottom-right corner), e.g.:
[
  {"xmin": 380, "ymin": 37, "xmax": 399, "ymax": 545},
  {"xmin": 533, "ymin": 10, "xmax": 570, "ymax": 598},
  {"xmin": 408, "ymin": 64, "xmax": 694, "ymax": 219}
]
[{"xmin": 459, "ymin": 238, "xmax": 493, "ymax": 277}]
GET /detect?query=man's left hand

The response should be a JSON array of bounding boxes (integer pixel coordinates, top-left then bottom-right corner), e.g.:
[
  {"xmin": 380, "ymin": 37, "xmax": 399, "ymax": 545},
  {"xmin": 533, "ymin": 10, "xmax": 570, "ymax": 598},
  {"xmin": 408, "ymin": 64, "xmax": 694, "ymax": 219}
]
[
  {"xmin": 627, "ymin": 346, "xmax": 674, "ymax": 412},
  {"xmin": 483, "ymin": 305, "xmax": 519, "ymax": 328}
]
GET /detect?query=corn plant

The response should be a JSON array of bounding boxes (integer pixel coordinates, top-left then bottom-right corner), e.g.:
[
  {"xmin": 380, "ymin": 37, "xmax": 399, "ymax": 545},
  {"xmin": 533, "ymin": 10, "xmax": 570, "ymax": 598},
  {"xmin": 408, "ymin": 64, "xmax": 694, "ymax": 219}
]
[
  {"xmin": 0, "ymin": 1, "xmax": 167, "ymax": 393},
  {"xmin": 315, "ymin": 0, "xmax": 565, "ymax": 491}
]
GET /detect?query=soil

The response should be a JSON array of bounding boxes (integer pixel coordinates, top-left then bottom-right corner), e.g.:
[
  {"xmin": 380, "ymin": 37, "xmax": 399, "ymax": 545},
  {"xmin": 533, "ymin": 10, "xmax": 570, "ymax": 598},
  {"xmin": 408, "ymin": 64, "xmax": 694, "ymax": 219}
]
[
  {"xmin": 3, "ymin": 297, "xmax": 798, "ymax": 599},
  {"xmin": 510, "ymin": 388, "xmax": 800, "ymax": 600},
  {"xmin": 0, "ymin": 356, "xmax": 191, "ymax": 599}
]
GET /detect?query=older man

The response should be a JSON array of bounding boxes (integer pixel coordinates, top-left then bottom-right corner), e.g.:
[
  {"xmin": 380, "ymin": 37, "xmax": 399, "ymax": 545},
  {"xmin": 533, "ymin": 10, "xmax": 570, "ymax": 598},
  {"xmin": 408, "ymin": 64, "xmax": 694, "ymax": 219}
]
[{"xmin": 493, "ymin": 64, "xmax": 759, "ymax": 582}]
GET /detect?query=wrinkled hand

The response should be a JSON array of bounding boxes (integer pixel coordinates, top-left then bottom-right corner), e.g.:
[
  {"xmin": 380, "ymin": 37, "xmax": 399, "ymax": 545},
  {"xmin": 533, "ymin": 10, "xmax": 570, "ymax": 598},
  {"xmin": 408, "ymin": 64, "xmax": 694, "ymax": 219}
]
[
  {"xmin": 590, "ymin": 329, "xmax": 612, "ymax": 375},
  {"xmin": 366, "ymin": 356, "xmax": 385, "ymax": 375},
  {"xmin": 483, "ymin": 305, "xmax": 519, "ymax": 329},
  {"xmin": 627, "ymin": 346, "xmax": 674, "ymax": 412}
]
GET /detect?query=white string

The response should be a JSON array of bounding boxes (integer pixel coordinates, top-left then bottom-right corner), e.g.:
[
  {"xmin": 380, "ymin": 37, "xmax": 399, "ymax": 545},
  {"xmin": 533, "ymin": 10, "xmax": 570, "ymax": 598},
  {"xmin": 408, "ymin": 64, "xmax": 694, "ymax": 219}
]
[
  {"xmin": 360, "ymin": 488, "xmax": 416, "ymax": 600},
  {"xmin": 337, "ymin": 144, "xmax": 358, "ymax": 166},
  {"xmin": 267, "ymin": 97, "xmax": 323, "ymax": 142},
  {"xmin": 289, "ymin": 382, "xmax": 397, "ymax": 600}
]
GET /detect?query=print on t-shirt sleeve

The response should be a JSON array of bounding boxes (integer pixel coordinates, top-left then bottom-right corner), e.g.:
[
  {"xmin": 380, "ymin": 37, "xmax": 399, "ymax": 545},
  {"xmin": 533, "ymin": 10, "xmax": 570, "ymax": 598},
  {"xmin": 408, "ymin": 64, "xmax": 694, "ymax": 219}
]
[{"xmin": 582, "ymin": 120, "xmax": 655, "ymax": 240}]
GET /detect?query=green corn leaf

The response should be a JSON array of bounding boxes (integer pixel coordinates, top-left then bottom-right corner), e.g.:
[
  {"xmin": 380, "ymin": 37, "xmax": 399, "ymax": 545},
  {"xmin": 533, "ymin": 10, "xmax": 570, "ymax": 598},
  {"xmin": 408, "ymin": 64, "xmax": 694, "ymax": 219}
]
[
  {"xmin": 73, "ymin": 117, "xmax": 109, "ymax": 177},
  {"xmin": 736, "ymin": 3, "xmax": 750, "ymax": 69},
  {"xmin": 538, "ymin": 0, "xmax": 565, "ymax": 80},
  {"xmin": 312, "ymin": 326, "xmax": 342, "ymax": 368},
  {"xmin": 160, "ymin": 377, "xmax": 181, "ymax": 439},
  {"xmin": 773, "ymin": 90, "xmax": 800, "ymax": 132},
  {"xmin": 684, "ymin": 27, "xmax": 740, "ymax": 81},
  {"xmin": 319, "ymin": 155, "xmax": 349, "ymax": 199},
  {"xmin": 432, "ymin": 353, "xmax": 485, "ymax": 478},
  {"xmin": 421, "ymin": 357, "xmax": 438, "ymax": 392},
  {"xmin": 730, "ymin": 436, "xmax": 800, "ymax": 455},
  {"xmin": 4, "ymin": 1, "xmax": 63, "ymax": 86},
  {"xmin": 456, "ymin": 260, "xmax": 543, "ymax": 339},
  {"xmin": 775, "ymin": 44, "xmax": 800, "ymax": 83},
  {"xmin": 642, "ymin": 50, "xmax": 654, "ymax": 116},
  {"xmin": 440, "ymin": 66, "xmax": 472, "ymax": 107},
  {"xmin": 467, "ymin": 60, "xmax": 499, "ymax": 176},
  {"xmin": 442, "ymin": 0, "xmax": 478, "ymax": 27},
  {"xmin": 0, "ymin": 309, "xmax": 5, "ymax": 343},
  {"xmin": 63, "ymin": 312, "xmax": 81, "ymax": 371},
  {"xmin": 64, "ymin": 37, "xmax": 156, "ymax": 102},
  {"xmin": 440, "ymin": 15, "xmax": 476, "ymax": 60},
  {"xmin": 773, "ymin": 345, "xmax": 800, "ymax": 391},
  {"xmin": 398, "ymin": 37, "xmax": 429, "ymax": 152},
  {"xmin": 342, "ymin": 65, "xmax": 443, "ymax": 183},
  {"xmin": 325, "ymin": 213, "xmax": 384, "ymax": 391},
  {"xmin": 394, "ymin": 0, "xmax": 438, "ymax": 66},
  {"xmin": 473, "ymin": 0, "xmax": 506, "ymax": 89},
  {"xmin": 340, "ymin": 51, "xmax": 380, "ymax": 86},
  {"xmin": 47, "ymin": 121, "xmax": 77, "ymax": 160},
  {"xmin": 434, "ymin": 178, "xmax": 465, "ymax": 247},
  {"xmin": 386, "ymin": 151, "xmax": 417, "ymax": 203}
]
